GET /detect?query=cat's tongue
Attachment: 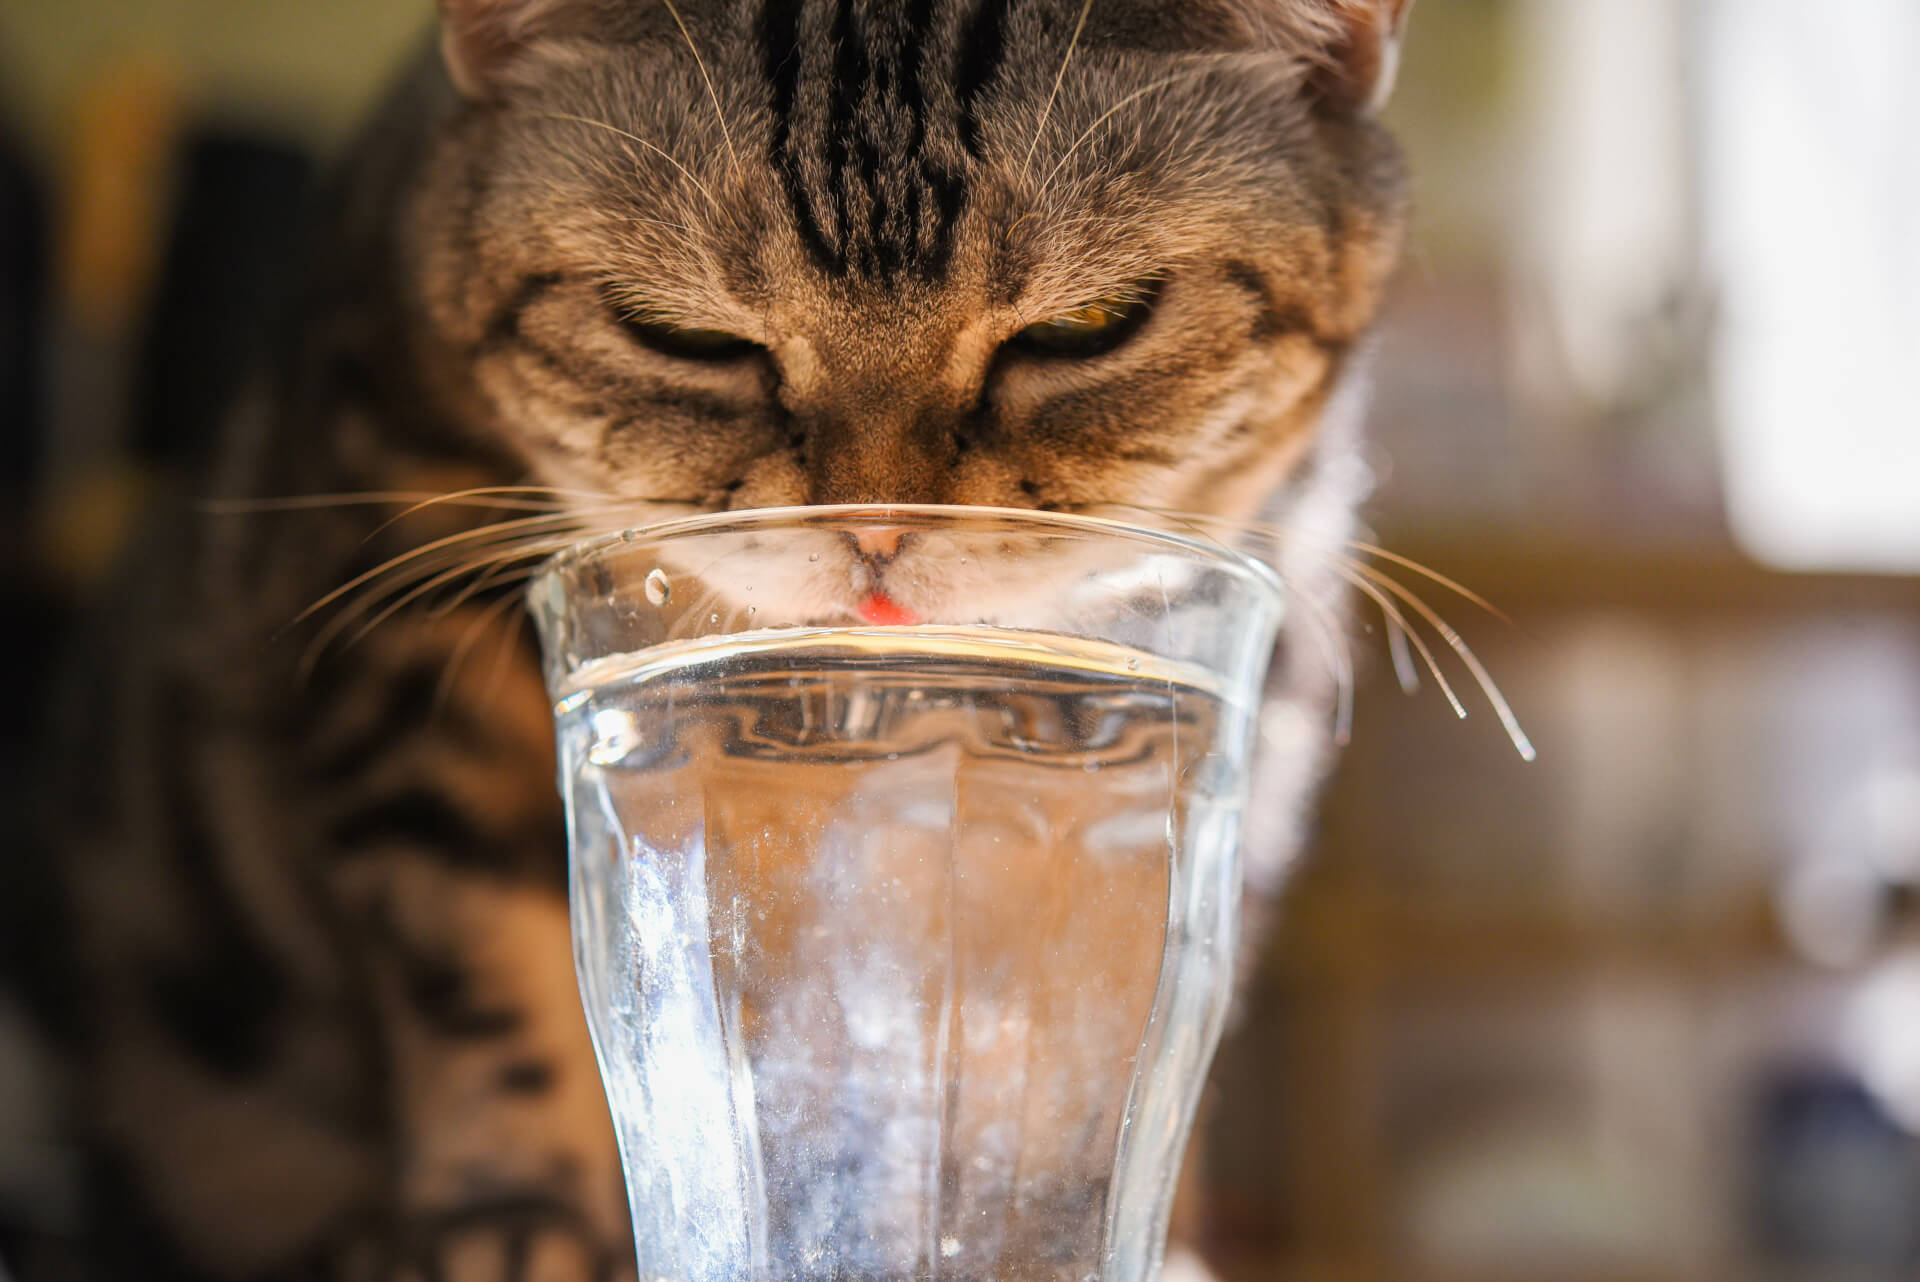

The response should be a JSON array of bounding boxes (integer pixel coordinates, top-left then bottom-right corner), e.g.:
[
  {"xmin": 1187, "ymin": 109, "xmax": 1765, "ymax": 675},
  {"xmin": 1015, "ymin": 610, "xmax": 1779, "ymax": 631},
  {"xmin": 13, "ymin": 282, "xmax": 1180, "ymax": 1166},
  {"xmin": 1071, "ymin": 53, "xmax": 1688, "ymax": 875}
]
[{"xmin": 856, "ymin": 590, "xmax": 918, "ymax": 626}]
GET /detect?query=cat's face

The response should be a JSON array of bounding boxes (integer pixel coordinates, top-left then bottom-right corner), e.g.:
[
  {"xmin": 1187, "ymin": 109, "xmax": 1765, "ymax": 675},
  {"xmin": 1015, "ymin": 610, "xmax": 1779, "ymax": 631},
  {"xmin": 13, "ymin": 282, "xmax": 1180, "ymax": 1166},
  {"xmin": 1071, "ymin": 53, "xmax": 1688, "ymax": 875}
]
[{"xmin": 408, "ymin": 0, "xmax": 1409, "ymax": 615}]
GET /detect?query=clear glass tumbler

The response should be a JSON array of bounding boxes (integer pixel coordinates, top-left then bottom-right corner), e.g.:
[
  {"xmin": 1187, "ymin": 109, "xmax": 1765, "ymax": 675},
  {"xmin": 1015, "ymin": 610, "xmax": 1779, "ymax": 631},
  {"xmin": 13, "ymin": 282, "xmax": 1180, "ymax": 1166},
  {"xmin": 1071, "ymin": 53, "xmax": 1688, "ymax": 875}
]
[{"xmin": 528, "ymin": 505, "xmax": 1283, "ymax": 1282}]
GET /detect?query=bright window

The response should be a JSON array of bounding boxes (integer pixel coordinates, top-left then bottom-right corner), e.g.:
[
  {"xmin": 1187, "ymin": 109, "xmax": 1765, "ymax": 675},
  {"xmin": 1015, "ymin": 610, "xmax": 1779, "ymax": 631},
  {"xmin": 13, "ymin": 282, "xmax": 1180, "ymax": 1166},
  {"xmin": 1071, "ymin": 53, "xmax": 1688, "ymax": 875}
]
[{"xmin": 1703, "ymin": 0, "xmax": 1920, "ymax": 572}]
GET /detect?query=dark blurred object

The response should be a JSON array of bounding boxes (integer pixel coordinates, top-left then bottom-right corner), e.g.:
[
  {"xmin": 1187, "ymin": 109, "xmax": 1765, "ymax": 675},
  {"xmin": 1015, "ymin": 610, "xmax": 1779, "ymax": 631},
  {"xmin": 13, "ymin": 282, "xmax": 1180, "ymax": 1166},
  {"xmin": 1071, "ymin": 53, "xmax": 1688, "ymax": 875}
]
[
  {"xmin": 0, "ymin": 116, "xmax": 45, "ymax": 493},
  {"xmin": 0, "ymin": 89, "xmax": 68, "ymax": 1282},
  {"xmin": 0, "ymin": 98, "xmax": 56, "ymax": 1002},
  {"xmin": 0, "ymin": 104, "xmax": 51, "ymax": 699},
  {"xmin": 133, "ymin": 127, "xmax": 313, "ymax": 468},
  {"xmin": 1747, "ymin": 1067, "xmax": 1920, "ymax": 1276},
  {"xmin": 1, "ymin": 107, "xmax": 318, "ymax": 1282}
]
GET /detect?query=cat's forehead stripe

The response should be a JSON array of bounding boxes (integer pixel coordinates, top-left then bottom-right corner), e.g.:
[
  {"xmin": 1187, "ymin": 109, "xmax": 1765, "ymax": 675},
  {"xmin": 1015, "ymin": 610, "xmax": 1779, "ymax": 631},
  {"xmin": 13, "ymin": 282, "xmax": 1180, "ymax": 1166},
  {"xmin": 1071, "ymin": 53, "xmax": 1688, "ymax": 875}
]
[
  {"xmin": 758, "ymin": 0, "xmax": 990, "ymax": 283},
  {"xmin": 954, "ymin": 0, "xmax": 1014, "ymax": 160}
]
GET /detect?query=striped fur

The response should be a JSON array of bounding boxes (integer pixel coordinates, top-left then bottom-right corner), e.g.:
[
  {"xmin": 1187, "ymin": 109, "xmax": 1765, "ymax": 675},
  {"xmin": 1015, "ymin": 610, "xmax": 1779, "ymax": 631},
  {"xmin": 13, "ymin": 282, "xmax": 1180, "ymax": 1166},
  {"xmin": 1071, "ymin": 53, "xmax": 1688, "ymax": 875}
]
[{"xmin": 6, "ymin": 2, "xmax": 1411, "ymax": 1278}]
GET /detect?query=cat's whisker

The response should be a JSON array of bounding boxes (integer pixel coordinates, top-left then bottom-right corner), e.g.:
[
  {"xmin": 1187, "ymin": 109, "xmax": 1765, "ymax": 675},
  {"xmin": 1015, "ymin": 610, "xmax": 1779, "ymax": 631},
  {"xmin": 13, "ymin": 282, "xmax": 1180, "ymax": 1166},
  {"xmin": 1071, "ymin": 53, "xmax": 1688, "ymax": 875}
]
[
  {"xmin": 491, "ymin": 186, "xmax": 696, "ymax": 246},
  {"xmin": 357, "ymin": 500, "xmax": 568, "ymax": 545},
  {"xmin": 482, "ymin": 607, "xmax": 532, "ymax": 705},
  {"xmin": 305, "ymin": 495, "xmax": 666, "ymax": 662},
  {"xmin": 363, "ymin": 485, "xmax": 623, "ymax": 540},
  {"xmin": 1330, "ymin": 561, "xmax": 1467, "ymax": 720},
  {"xmin": 1093, "ymin": 500, "xmax": 1358, "ymax": 747},
  {"xmin": 1074, "ymin": 500, "xmax": 1277, "ymax": 561},
  {"xmin": 1090, "ymin": 500, "xmax": 1532, "ymax": 757},
  {"xmin": 424, "ymin": 507, "xmax": 645, "ymax": 621},
  {"xmin": 431, "ymin": 550, "xmax": 547, "ymax": 619},
  {"xmin": 298, "ymin": 496, "xmax": 658, "ymax": 628},
  {"xmin": 311, "ymin": 529, "xmax": 586, "ymax": 662},
  {"xmin": 1345, "ymin": 538, "xmax": 1513, "ymax": 626},
  {"xmin": 1350, "ymin": 562, "xmax": 1536, "ymax": 761},
  {"xmin": 655, "ymin": 0, "xmax": 740, "ymax": 179},
  {"xmin": 294, "ymin": 511, "xmax": 600, "ymax": 628},
  {"xmin": 1258, "ymin": 550, "xmax": 1357, "ymax": 746},
  {"xmin": 533, "ymin": 111, "xmax": 718, "ymax": 212},
  {"xmin": 295, "ymin": 518, "xmax": 637, "ymax": 674},
  {"xmin": 1384, "ymin": 611, "xmax": 1420, "ymax": 695},
  {"xmin": 404, "ymin": 507, "xmax": 647, "ymax": 596},
  {"xmin": 338, "ymin": 538, "xmax": 572, "ymax": 659},
  {"xmin": 318, "ymin": 562, "xmax": 507, "ymax": 671},
  {"xmin": 1122, "ymin": 503, "xmax": 1515, "ymax": 628},
  {"xmin": 1022, "ymin": 0, "xmax": 1096, "ymax": 180},
  {"xmin": 1033, "ymin": 69, "xmax": 1211, "ymax": 209},
  {"xmin": 298, "ymin": 532, "xmax": 583, "ymax": 675},
  {"xmin": 199, "ymin": 488, "xmax": 585, "ymax": 517},
  {"xmin": 435, "ymin": 589, "xmax": 533, "ymax": 714},
  {"xmin": 1000, "ymin": 208, "xmax": 1142, "ymax": 260}
]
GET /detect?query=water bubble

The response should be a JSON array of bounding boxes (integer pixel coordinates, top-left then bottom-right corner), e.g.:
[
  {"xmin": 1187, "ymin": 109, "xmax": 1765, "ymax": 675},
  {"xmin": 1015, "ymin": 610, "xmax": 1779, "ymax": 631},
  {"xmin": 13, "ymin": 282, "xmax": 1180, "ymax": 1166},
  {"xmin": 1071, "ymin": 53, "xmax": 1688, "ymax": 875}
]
[
  {"xmin": 807, "ymin": 552, "xmax": 820, "ymax": 563},
  {"xmin": 643, "ymin": 568, "xmax": 671, "ymax": 606},
  {"xmin": 620, "ymin": 528, "xmax": 638, "ymax": 542},
  {"xmin": 708, "ymin": 613, "xmax": 720, "ymax": 624},
  {"xmin": 746, "ymin": 606, "xmax": 757, "ymax": 618},
  {"xmin": 1126, "ymin": 657, "xmax": 1140, "ymax": 671}
]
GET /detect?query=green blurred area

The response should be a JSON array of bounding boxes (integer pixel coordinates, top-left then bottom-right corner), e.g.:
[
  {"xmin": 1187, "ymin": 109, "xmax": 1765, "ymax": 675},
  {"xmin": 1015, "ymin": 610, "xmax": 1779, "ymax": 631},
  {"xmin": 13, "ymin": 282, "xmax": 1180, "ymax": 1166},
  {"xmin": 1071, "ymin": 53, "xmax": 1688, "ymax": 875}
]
[{"xmin": 0, "ymin": 0, "xmax": 430, "ymax": 159}]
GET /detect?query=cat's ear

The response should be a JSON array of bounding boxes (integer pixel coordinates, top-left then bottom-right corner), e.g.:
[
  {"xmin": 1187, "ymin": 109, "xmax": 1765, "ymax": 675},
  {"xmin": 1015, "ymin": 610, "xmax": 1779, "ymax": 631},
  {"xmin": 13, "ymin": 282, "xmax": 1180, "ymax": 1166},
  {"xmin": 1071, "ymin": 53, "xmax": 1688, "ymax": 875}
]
[
  {"xmin": 438, "ymin": 0, "xmax": 577, "ymax": 98},
  {"xmin": 1170, "ymin": 1, "xmax": 1412, "ymax": 113},
  {"xmin": 1307, "ymin": 0, "xmax": 1413, "ymax": 115}
]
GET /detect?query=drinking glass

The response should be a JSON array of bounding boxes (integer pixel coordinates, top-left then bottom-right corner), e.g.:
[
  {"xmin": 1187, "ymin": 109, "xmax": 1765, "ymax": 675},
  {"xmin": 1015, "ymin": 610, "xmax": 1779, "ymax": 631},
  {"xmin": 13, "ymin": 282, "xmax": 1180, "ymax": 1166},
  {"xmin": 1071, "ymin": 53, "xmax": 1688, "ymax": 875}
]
[{"xmin": 528, "ymin": 505, "xmax": 1283, "ymax": 1282}]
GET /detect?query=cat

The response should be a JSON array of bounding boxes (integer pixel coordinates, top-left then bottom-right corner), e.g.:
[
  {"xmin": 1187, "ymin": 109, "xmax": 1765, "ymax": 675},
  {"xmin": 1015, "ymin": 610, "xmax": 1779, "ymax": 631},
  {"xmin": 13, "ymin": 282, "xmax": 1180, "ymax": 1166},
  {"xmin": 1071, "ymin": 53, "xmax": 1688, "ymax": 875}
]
[{"xmin": 3, "ymin": 1, "xmax": 1411, "ymax": 1278}]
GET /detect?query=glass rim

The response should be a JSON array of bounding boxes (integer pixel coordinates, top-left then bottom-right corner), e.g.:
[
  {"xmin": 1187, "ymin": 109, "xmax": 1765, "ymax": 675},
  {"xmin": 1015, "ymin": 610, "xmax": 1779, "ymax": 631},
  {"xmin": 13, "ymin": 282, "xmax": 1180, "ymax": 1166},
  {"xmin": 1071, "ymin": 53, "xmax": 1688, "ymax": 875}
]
[{"xmin": 531, "ymin": 502, "xmax": 1284, "ymax": 599}]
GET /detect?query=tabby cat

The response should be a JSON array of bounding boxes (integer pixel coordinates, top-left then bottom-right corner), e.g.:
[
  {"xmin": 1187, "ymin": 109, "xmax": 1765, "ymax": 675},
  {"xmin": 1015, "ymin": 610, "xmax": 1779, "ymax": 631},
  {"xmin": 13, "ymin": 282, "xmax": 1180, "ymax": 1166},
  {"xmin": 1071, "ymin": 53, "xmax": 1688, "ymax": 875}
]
[{"xmin": 6, "ymin": 0, "xmax": 1411, "ymax": 1278}]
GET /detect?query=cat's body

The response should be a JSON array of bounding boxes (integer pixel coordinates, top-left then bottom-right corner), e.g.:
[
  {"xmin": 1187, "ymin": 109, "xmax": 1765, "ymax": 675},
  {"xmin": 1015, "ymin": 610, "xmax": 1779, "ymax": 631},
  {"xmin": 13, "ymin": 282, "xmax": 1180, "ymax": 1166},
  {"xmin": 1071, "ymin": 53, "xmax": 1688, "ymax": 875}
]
[{"xmin": 5, "ymin": 2, "xmax": 1409, "ymax": 1278}]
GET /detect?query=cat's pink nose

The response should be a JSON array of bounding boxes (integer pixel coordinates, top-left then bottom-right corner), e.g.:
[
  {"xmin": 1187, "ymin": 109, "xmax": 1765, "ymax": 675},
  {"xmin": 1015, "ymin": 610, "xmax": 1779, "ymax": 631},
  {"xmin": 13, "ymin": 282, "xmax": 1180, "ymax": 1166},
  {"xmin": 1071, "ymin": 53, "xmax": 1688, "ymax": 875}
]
[{"xmin": 852, "ymin": 526, "xmax": 905, "ymax": 560}]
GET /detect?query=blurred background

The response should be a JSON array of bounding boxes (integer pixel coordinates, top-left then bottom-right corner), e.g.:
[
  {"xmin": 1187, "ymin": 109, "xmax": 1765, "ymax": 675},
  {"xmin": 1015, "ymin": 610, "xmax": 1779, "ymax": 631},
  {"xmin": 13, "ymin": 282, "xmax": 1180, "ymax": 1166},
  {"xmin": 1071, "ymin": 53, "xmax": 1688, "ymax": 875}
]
[{"xmin": 0, "ymin": 1, "xmax": 1917, "ymax": 1280}]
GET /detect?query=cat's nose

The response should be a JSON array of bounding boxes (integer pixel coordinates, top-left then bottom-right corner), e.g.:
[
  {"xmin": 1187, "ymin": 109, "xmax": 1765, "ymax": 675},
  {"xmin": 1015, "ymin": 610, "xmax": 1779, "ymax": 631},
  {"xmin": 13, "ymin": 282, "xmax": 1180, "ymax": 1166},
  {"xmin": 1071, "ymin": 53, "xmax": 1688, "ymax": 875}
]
[{"xmin": 851, "ymin": 526, "xmax": 906, "ymax": 560}]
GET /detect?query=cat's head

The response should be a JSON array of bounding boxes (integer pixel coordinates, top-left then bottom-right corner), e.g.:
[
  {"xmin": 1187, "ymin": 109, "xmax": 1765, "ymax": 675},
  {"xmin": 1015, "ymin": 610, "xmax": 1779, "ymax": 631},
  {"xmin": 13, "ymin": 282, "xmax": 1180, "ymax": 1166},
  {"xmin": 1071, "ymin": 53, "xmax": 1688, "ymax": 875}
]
[{"xmin": 406, "ymin": 0, "xmax": 1410, "ymax": 616}]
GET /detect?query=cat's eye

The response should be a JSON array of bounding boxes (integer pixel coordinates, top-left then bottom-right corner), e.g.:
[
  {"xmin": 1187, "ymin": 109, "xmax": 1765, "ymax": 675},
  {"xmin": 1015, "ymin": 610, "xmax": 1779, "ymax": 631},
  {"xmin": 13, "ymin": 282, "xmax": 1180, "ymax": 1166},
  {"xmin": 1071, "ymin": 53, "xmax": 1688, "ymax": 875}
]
[
  {"xmin": 1009, "ymin": 287, "xmax": 1157, "ymax": 359},
  {"xmin": 612, "ymin": 307, "xmax": 759, "ymax": 363}
]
